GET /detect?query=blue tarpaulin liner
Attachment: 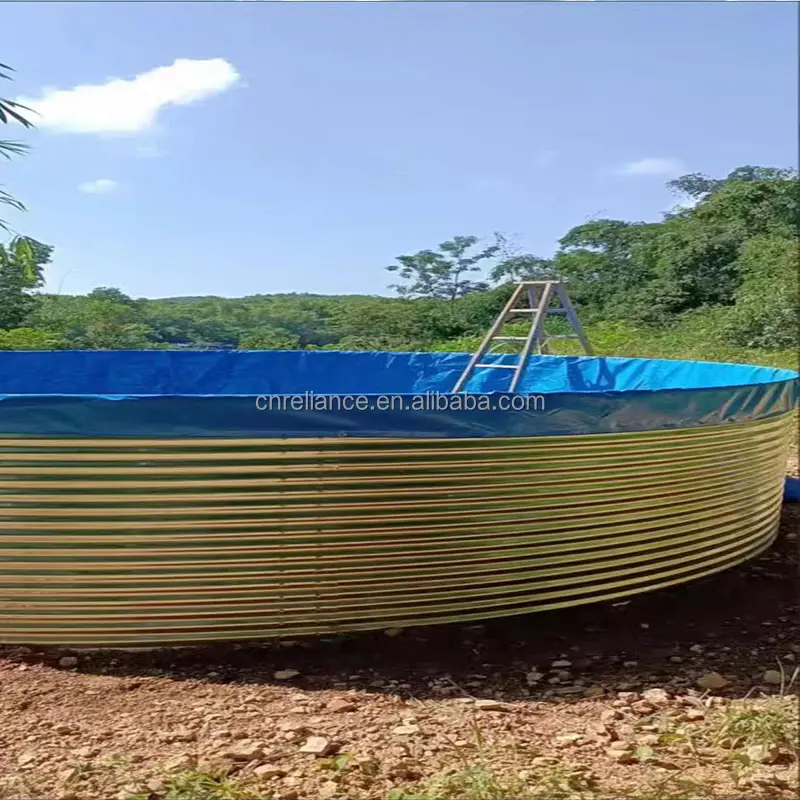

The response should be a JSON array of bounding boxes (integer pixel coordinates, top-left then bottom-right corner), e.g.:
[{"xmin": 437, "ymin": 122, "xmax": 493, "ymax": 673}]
[{"xmin": 0, "ymin": 350, "xmax": 796, "ymax": 438}]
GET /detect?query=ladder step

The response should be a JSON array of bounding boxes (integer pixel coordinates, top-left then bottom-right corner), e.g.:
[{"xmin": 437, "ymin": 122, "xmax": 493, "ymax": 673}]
[
  {"xmin": 492, "ymin": 336, "xmax": 528, "ymax": 342},
  {"xmin": 546, "ymin": 334, "xmax": 579, "ymax": 340},
  {"xmin": 475, "ymin": 363, "xmax": 518, "ymax": 369},
  {"xmin": 509, "ymin": 308, "xmax": 568, "ymax": 316}
]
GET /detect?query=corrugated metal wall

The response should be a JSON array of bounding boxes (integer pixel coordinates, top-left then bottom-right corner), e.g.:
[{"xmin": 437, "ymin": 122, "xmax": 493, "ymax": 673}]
[{"xmin": 0, "ymin": 413, "xmax": 791, "ymax": 647}]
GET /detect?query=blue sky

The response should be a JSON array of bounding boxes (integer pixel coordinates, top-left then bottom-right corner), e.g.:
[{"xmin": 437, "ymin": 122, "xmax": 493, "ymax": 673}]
[{"xmin": 2, "ymin": 1, "xmax": 797, "ymax": 298}]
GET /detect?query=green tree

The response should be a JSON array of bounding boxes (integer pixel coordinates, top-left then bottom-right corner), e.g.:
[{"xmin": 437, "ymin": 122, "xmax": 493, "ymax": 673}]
[
  {"xmin": 387, "ymin": 235, "xmax": 500, "ymax": 300},
  {"xmin": 0, "ymin": 62, "xmax": 42, "ymax": 323},
  {"xmin": 488, "ymin": 234, "xmax": 557, "ymax": 284},
  {"xmin": 490, "ymin": 254, "xmax": 557, "ymax": 284},
  {"xmin": 551, "ymin": 219, "xmax": 657, "ymax": 320},
  {"xmin": 667, "ymin": 165, "xmax": 797, "ymax": 201},
  {"xmin": 87, "ymin": 286, "xmax": 139, "ymax": 307},
  {"xmin": 0, "ymin": 236, "xmax": 51, "ymax": 328},
  {"xmin": 29, "ymin": 287, "xmax": 155, "ymax": 349},
  {"xmin": 548, "ymin": 167, "xmax": 799, "ymax": 328},
  {"xmin": 721, "ymin": 235, "xmax": 799, "ymax": 349},
  {"xmin": 630, "ymin": 166, "xmax": 799, "ymax": 323},
  {"xmin": 239, "ymin": 327, "xmax": 300, "ymax": 350},
  {"xmin": 329, "ymin": 297, "xmax": 437, "ymax": 350}
]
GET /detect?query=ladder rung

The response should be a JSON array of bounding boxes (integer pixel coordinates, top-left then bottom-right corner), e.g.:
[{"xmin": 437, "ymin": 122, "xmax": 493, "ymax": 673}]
[
  {"xmin": 509, "ymin": 308, "xmax": 567, "ymax": 316},
  {"xmin": 546, "ymin": 334, "xmax": 579, "ymax": 340},
  {"xmin": 492, "ymin": 336, "xmax": 528, "ymax": 342},
  {"xmin": 476, "ymin": 363, "xmax": 518, "ymax": 369}
]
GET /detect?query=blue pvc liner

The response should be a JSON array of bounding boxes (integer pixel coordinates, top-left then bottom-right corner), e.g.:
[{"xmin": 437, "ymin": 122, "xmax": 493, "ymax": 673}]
[{"xmin": 0, "ymin": 350, "xmax": 796, "ymax": 438}]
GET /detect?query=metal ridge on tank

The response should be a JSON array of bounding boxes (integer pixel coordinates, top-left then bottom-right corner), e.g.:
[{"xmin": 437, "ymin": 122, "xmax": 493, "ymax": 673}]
[{"xmin": 0, "ymin": 350, "xmax": 796, "ymax": 647}]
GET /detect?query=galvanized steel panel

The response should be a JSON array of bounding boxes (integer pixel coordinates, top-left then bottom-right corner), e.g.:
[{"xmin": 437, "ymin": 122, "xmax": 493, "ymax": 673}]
[{"xmin": 0, "ymin": 413, "xmax": 792, "ymax": 647}]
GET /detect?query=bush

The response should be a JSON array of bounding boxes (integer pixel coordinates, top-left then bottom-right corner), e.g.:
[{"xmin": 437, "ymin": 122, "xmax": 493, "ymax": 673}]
[{"xmin": 0, "ymin": 327, "xmax": 63, "ymax": 350}]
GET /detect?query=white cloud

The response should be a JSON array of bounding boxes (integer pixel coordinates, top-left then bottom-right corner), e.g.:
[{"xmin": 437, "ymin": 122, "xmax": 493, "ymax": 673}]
[
  {"xmin": 18, "ymin": 58, "xmax": 241, "ymax": 135},
  {"xmin": 616, "ymin": 157, "xmax": 686, "ymax": 177},
  {"xmin": 78, "ymin": 178, "xmax": 118, "ymax": 194}
]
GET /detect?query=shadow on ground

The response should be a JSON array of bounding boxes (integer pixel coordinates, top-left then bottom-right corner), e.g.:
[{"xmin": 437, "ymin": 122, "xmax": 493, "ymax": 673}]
[{"xmin": 5, "ymin": 504, "xmax": 799, "ymax": 702}]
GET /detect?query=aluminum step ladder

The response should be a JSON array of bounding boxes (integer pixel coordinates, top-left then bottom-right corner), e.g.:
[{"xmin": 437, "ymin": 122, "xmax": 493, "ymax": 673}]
[{"xmin": 452, "ymin": 280, "xmax": 593, "ymax": 393}]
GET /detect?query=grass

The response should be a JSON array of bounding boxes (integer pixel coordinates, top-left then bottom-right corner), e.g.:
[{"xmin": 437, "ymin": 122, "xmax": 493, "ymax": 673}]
[
  {"xmin": 126, "ymin": 769, "xmax": 255, "ymax": 800},
  {"xmin": 386, "ymin": 716, "xmax": 596, "ymax": 800},
  {"xmin": 436, "ymin": 318, "xmax": 797, "ymax": 371},
  {"xmin": 714, "ymin": 696, "xmax": 799, "ymax": 755},
  {"xmin": 387, "ymin": 762, "xmax": 596, "ymax": 800},
  {"xmin": 383, "ymin": 688, "xmax": 798, "ymax": 800},
  {"xmin": 387, "ymin": 763, "xmax": 525, "ymax": 800},
  {"xmin": 653, "ymin": 694, "xmax": 798, "ymax": 759}
]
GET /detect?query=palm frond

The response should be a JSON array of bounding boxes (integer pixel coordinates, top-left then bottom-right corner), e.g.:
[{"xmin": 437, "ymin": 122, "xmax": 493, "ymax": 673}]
[
  {"xmin": 0, "ymin": 187, "xmax": 25, "ymax": 211},
  {"xmin": 0, "ymin": 138, "xmax": 29, "ymax": 159},
  {"xmin": 0, "ymin": 61, "xmax": 33, "ymax": 230},
  {"xmin": 0, "ymin": 61, "xmax": 35, "ymax": 127},
  {"xmin": 0, "ymin": 186, "xmax": 25, "ymax": 231},
  {"xmin": 0, "ymin": 98, "xmax": 35, "ymax": 127}
]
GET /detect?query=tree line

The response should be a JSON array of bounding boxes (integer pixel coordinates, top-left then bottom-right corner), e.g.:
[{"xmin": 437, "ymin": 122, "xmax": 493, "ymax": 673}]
[{"xmin": 1, "ymin": 62, "xmax": 797, "ymax": 356}]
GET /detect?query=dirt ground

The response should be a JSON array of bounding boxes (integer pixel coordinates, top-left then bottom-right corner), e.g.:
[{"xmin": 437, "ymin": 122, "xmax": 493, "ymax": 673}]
[{"xmin": 1, "ymin": 468, "xmax": 798, "ymax": 800}]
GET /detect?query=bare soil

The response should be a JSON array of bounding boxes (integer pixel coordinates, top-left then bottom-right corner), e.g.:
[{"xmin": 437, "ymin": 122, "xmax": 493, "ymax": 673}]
[{"xmin": 1, "ymin": 478, "xmax": 797, "ymax": 800}]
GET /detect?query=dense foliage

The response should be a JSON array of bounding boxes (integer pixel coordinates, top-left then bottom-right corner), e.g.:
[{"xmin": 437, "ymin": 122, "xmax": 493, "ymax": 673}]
[{"xmin": 0, "ymin": 161, "xmax": 797, "ymax": 363}]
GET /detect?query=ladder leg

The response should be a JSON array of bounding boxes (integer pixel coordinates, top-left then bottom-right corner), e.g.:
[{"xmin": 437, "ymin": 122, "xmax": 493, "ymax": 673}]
[
  {"xmin": 509, "ymin": 282, "xmax": 553, "ymax": 392},
  {"xmin": 555, "ymin": 284, "xmax": 594, "ymax": 355},
  {"xmin": 525, "ymin": 286, "xmax": 541, "ymax": 355},
  {"xmin": 452, "ymin": 284, "xmax": 526, "ymax": 392}
]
